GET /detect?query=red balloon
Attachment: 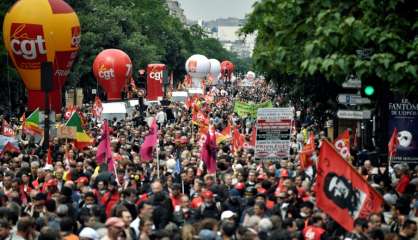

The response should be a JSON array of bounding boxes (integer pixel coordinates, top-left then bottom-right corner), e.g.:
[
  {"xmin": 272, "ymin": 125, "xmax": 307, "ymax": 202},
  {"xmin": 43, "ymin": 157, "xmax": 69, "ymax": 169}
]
[
  {"xmin": 93, "ymin": 49, "xmax": 132, "ymax": 100},
  {"xmin": 220, "ymin": 60, "xmax": 234, "ymax": 78}
]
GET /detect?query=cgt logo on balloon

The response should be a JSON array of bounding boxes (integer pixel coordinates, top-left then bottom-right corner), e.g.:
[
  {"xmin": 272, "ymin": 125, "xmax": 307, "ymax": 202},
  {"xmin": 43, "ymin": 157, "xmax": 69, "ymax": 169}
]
[
  {"xmin": 98, "ymin": 65, "xmax": 115, "ymax": 80},
  {"xmin": 9, "ymin": 23, "xmax": 47, "ymax": 68},
  {"xmin": 149, "ymin": 70, "xmax": 163, "ymax": 81}
]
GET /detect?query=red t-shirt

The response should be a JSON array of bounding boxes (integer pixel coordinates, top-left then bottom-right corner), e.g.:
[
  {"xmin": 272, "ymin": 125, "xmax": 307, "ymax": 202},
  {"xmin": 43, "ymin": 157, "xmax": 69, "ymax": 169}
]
[
  {"xmin": 396, "ymin": 175, "xmax": 410, "ymax": 194},
  {"xmin": 170, "ymin": 194, "xmax": 182, "ymax": 208},
  {"xmin": 100, "ymin": 191, "xmax": 120, "ymax": 217},
  {"xmin": 303, "ymin": 226, "xmax": 325, "ymax": 240},
  {"xmin": 191, "ymin": 196, "xmax": 203, "ymax": 209}
]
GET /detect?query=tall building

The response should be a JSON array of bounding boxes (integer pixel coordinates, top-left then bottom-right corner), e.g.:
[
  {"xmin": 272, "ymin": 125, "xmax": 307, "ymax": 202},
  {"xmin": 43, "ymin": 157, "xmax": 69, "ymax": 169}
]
[
  {"xmin": 166, "ymin": 0, "xmax": 187, "ymax": 24},
  {"xmin": 204, "ymin": 19, "xmax": 256, "ymax": 58}
]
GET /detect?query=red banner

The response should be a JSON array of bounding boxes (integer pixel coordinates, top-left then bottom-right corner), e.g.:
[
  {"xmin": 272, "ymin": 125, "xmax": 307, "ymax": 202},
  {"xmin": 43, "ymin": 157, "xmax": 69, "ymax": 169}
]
[
  {"xmin": 146, "ymin": 64, "xmax": 165, "ymax": 101},
  {"xmin": 27, "ymin": 89, "xmax": 62, "ymax": 113},
  {"xmin": 315, "ymin": 141, "xmax": 383, "ymax": 231}
]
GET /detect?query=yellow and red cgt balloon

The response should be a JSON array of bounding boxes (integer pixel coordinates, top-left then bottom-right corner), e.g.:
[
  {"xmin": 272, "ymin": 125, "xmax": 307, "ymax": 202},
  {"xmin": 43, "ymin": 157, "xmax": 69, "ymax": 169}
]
[{"xmin": 2, "ymin": 0, "xmax": 80, "ymax": 111}]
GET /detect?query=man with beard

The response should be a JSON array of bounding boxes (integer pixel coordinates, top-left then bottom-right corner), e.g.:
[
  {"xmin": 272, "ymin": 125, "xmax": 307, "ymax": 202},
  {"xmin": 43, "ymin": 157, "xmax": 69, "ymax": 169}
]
[{"xmin": 324, "ymin": 172, "xmax": 366, "ymax": 219}]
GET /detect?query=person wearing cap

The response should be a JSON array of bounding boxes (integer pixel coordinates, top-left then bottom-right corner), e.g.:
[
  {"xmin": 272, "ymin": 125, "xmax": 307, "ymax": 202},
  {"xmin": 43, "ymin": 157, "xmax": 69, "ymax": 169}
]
[
  {"xmin": 220, "ymin": 210, "xmax": 236, "ymax": 223},
  {"xmin": 194, "ymin": 190, "xmax": 221, "ymax": 220},
  {"xmin": 79, "ymin": 227, "xmax": 100, "ymax": 240},
  {"xmin": 173, "ymin": 195, "xmax": 196, "ymax": 225},
  {"xmin": 76, "ymin": 176, "xmax": 90, "ymax": 190},
  {"xmin": 44, "ymin": 178, "xmax": 59, "ymax": 198},
  {"xmin": 102, "ymin": 217, "xmax": 126, "ymax": 240}
]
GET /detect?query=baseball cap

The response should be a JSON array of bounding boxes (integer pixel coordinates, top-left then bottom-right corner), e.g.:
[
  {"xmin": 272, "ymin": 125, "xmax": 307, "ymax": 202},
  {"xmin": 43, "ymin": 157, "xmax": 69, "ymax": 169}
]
[
  {"xmin": 221, "ymin": 210, "xmax": 236, "ymax": 221},
  {"xmin": 43, "ymin": 164, "xmax": 54, "ymax": 172},
  {"xmin": 235, "ymin": 182, "xmax": 245, "ymax": 190},
  {"xmin": 280, "ymin": 169, "xmax": 289, "ymax": 178},
  {"xmin": 79, "ymin": 227, "xmax": 99, "ymax": 240},
  {"xmin": 105, "ymin": 217, "xmax": 125, "ymax": 228},
  {"xmin": 76, "ymin": 176, "xmax": 89, "ymax": 185},
  {"xmin": 202, "ymin": 190, "xmax": 214, "ymax": 199},
  {"xmin": 45, "ymin": 179, "xmax": 58, "ymax": 187}
]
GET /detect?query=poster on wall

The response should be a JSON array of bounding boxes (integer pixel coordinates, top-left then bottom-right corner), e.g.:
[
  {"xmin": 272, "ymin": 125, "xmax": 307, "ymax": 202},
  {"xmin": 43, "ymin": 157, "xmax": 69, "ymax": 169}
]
[{"xmin": 388, "ymin": 98, "xmax": 418, "ymax": 164}]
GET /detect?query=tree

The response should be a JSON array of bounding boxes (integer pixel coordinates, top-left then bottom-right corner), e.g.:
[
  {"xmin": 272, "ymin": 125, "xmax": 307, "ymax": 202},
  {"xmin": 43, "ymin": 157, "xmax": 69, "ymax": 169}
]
[{"xmin": 242, "ymin": 0, "xmax": 418, "ymax": 99}]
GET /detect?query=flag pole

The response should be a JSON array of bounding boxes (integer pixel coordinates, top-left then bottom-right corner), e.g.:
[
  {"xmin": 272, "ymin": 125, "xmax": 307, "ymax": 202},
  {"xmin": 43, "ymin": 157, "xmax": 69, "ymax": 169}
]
[
  {"xmin": 157, "ymin": 146, "xmax": 160, "ymax": 179},
  {"xmin": 181, "ymin": 179, "xmax": 185, "ymax": 194}
]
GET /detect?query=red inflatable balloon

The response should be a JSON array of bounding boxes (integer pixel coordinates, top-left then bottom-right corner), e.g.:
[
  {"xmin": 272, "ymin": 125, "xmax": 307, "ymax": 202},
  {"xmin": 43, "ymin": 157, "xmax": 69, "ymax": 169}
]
[
  {"xmin": 221, "ymin": 60, "xmax": 234, "ymax": 79},
  {"xmin": 93, "ymin": 49, "xmax": 132, "ymax": 100}
]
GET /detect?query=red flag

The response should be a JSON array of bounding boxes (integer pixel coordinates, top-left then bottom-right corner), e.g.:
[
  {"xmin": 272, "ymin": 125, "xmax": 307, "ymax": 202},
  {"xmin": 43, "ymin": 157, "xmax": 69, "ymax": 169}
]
[
  {"xmin": 47, "ymin": 147, "xmax": 53, "ymax": 165},
  {"xmin": 333, "ymin": 129, "xmax": 351, "ymax": 159},
  {"xmin": 92, "ymin": 96, "xmax": 103, "ymax": 118},
  {"xmin": 221, "ymin": 123, "xmax": 232, "ymax": 138},
  {"xmin": 315, "ymin": 141, "xmax": 383, "ymax": 231},
  {"xmin": 232, "ymin": 128, "xmax": 245, "ymax": 153},
  {"xmin": 140, "ymin": 119, "xmax": 158, "ymax": 162},
  {"xmin": 300, "ymin": 132, "xmax": 315, "ymax": 169},
  {"xmin": 192, "ymin": 110, "xmax": 209, "ymax": 128},
  {"xmin": 200, "ymin": 130, "xmax": 217, "ymax": 174},
  {"xmin": 2, "ymin": 120, "xmax": 15, "ymax": 137},
  {"xmin": 64, "ymin": 106, "xmax": 76, "ymax": 120},
  {"xmin": 388, "ymin": 128, "xmax": 399, "ymax": 158},
  {"xmin": 96, "ymin": 120, "xmax": 113, "ymax": 170},
  {"xmin": 0, "ymin": 142, "xmax": 20, "ymax": 155}
]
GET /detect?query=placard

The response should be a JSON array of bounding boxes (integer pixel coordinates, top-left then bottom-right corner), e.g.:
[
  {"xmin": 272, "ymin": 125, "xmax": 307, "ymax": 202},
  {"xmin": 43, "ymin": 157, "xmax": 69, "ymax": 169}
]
[
  {"xmin": 57, "ymin": 125, "xmax": 76, "ymax": 139},
  {"xmin": 388, "ymin": 98, "xmax": 418, "ymax": 164},
  {"xmin": 255, "ymin": 108, "xmax": 294, "ymax": 161}
]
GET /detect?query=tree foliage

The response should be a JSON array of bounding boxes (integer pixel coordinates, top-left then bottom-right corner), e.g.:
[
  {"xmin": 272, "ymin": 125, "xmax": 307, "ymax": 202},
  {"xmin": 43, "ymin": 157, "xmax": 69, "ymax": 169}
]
[{"xmin": 242, "ymin": 0, "xmax": 418, "ymax": 99}]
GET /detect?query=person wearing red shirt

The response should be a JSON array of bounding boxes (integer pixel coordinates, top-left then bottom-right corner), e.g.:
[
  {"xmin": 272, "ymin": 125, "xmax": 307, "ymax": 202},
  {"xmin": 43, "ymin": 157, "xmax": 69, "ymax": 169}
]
[
  {"xmin": 303, "ymin": 214, "xmax": 325, "ymax": 240},
  {"xmin": 100, "ymin": 181, "xmax": 121, "ymax": 217},
  {"xmin": 170, "ymin": 183, "xmax": 183, "ymax": 210},
  {"xmin": 395, "ymin": 164, "xmax": 410, "ymax": 195}
]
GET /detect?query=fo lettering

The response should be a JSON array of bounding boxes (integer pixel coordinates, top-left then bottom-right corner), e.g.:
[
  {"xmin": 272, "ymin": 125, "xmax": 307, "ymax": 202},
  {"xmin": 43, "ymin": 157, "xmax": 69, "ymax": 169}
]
[
  {"xmin": 11, "ymin": 35, "xmax": 46, "ymax": 60},
  {"xmin": 99, "ymin": 69, "xmax": 115, "ymax": 80},
  {"xmin": 71, "ymin": 35, "xmax": 81, "ymax": 48}
]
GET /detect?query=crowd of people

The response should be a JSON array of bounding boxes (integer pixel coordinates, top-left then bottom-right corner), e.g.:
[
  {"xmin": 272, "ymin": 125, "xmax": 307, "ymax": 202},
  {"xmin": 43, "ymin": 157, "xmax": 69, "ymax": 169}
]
[{"xmin": 0, "ymin": 80, "xmax": 417, "ymax": 240}]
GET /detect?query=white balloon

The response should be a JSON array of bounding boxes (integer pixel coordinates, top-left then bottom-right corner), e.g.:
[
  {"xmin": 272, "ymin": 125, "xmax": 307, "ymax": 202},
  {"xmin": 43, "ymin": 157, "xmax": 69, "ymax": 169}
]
[
  {"xmin": 209, "ymin": 59, "xmax": 221, "ymax": 77},
  {"xmin": 185, "ymin": 54, "xmax": 210, "ymax": 88}
]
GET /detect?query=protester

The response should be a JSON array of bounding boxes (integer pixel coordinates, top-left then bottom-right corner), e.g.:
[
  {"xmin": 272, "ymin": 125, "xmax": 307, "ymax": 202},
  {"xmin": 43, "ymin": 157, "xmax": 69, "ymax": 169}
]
[{"xmin": 0, "ymin": 80, "xmax": 416, "ymax": 240}]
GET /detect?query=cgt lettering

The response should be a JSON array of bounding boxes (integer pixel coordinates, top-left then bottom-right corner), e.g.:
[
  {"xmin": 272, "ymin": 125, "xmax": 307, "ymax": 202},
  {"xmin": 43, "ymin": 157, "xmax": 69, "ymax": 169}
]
[
  {"xmin": 150, "ymin": 71, "xmax": 163, "ymax": 81},
  {"xmin": 11, "ymin": 35, "xmax": 47, "ymax": 60},
  {"xmin": 99, "ymin": 68, "xmax": 114, "ymax": 80}
]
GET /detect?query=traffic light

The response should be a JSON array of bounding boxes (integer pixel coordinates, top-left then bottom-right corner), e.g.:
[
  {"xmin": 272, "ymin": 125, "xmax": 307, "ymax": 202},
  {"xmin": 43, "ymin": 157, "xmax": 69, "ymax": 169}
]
[{"xmin": 361, "ymin": 78, "xmax": 377, "ymax": 98}]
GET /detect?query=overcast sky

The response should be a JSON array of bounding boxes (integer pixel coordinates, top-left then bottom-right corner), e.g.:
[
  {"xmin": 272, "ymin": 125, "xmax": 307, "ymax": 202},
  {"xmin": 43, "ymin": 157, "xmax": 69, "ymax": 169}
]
[{"xmin": 176, "ymin": 0, "xmax": 257, "ymax": 21}]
